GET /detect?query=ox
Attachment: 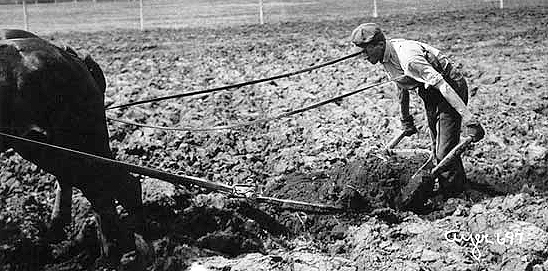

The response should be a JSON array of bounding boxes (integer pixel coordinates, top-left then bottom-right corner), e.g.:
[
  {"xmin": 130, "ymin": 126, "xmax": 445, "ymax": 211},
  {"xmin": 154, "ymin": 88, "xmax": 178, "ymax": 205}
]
[{"xmin": 0, "ymin": 29, "xmax": 145, "ymax": 267}]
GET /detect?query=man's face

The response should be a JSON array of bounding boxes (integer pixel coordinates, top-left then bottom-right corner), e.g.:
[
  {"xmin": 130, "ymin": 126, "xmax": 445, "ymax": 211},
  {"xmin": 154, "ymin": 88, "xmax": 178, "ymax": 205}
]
[{"xmin": 361, "ymin": 41, "xmax": 385, "ymax": 64}]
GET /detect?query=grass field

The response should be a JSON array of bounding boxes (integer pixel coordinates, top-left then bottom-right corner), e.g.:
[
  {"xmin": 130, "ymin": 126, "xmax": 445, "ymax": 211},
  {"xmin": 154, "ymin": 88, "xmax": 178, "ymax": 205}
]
[{"xmin": 1, "ymin": 0, "xmax": 547, "ymax": 33}]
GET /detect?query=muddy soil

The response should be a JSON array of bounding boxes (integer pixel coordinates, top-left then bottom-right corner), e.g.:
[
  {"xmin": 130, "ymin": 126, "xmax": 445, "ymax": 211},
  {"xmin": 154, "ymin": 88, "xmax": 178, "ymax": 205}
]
[
  {"xmin": 264, "ymin": 151, "xmax": 428, "ymax": 210},
  {"xmin": 1, "ymin": 5, "xmax": 548, "ymax": 271}
]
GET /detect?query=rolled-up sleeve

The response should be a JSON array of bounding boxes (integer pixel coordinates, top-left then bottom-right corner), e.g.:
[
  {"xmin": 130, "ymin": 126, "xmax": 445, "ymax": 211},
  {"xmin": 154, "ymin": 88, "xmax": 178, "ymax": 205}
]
[{"xmin": 405, "ymin": 56, "xmax": 444, "ymax": 88}]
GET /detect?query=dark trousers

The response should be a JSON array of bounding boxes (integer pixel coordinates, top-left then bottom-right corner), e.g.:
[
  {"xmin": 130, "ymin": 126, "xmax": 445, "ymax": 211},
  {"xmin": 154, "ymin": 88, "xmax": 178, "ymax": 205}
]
[{"xmin": 417, "ymin": 59, "xmax": 468, "ymax": 197}]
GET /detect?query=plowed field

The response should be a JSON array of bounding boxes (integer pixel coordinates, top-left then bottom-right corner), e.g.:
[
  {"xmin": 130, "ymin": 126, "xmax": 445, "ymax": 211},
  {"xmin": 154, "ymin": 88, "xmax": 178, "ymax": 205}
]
[{"xmin": 1, "ymin": 5, "xmax": 547, "ymax": 271}]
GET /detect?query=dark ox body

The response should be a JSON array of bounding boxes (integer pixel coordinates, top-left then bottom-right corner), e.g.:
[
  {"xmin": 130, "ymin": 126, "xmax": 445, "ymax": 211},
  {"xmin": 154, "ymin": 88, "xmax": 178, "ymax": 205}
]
[{"xmin": 0, "ymin": 29, "xmax": 143, "ymax": 263}]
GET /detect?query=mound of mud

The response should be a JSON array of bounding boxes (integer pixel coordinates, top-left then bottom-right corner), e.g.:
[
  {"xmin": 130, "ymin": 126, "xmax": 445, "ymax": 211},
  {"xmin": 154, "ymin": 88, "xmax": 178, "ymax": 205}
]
[{"xmin": 263, "ymin": 150, "xmax": 431, "ymax": 212}]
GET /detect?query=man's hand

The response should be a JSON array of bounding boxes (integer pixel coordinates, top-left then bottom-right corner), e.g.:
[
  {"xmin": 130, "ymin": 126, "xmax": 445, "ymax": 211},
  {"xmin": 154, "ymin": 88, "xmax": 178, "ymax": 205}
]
[
  {"xmin": 463, "ymin": 119, "xmax": 485, "ymax": 142},
  {"xmin": 401, "ymin": 116, "xmax": 418, "ymax": 136}
]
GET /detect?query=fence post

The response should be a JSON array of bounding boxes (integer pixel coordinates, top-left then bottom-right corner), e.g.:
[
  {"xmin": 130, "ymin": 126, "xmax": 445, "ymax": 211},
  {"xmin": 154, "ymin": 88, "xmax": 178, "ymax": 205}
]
[
  {"xmin": 259, "ymin": 0, "xmax": 264, "ymax": 24},
  {"xmin": 373, "ymin": 0, "xmax": 378, "ymax": 18},
  {"xmin": 139, "ymin": 0, "xmax": 144, "ymax": 30},
  {"xmin": 22, "ymin": 0, "xmax": 29, "ymax": 31},
  {"xmin": 499, "ymin": 0, "xmax": 503, "ymax": 9}
]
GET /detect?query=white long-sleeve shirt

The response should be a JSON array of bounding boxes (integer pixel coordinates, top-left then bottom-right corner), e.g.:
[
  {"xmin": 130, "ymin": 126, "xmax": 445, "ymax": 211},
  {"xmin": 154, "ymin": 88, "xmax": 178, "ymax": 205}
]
[{"xmin": 382, "ymin": 38, "xmax": 445, "ymax": 90}]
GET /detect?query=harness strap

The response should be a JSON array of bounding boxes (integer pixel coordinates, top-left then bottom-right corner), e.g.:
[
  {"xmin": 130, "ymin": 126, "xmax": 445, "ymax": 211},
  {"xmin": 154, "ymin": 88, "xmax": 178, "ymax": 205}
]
[
  {"xmin": 106, "ymin": 51, "xmax": 363, "ymax": 110},
  {"xmin": 106, "ymin": 77, "xmax": 403, "ymax": 132}
]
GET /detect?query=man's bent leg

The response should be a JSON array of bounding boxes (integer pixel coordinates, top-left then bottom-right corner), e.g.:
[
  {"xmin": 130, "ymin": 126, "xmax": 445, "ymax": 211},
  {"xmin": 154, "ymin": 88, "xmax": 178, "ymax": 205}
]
[{"xmin": 436, "ymin": 110, "xmax": 466, "ymax": 198}]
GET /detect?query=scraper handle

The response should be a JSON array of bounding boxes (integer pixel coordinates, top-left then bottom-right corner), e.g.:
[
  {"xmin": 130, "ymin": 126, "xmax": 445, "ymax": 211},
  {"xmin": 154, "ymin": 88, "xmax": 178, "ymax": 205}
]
[
  {"xmin": 386, "ymin": 130, "xmax": 406, "ymax": 149},
  {"xmin": 431, "ymin": 136, "xmax": 474, "ymax": 176}
]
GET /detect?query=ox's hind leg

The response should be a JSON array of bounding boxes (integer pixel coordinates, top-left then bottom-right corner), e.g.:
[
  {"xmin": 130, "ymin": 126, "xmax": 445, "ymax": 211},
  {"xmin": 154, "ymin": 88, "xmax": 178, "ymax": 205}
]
[
  {"xmin": 112, "ymin": 173, "xmax": 152, "ymax": 268},
  {"xmin": 79, "ymin": 184, "xmax": 135, "ymax": 267},
  {"xmin": 47, "ymin": 180, "xmax": 72, "ymax": 243},
  {"xmin": 115, "ymin": 174, "xmax": 144, "ymax": 235}
]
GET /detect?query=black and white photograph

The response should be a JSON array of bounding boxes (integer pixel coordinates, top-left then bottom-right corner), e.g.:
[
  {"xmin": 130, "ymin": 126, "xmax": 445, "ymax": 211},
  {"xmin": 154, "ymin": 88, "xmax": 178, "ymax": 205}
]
[{"xmin": 0, "ymin": 0, "xmax": 547, "ymax": 270}]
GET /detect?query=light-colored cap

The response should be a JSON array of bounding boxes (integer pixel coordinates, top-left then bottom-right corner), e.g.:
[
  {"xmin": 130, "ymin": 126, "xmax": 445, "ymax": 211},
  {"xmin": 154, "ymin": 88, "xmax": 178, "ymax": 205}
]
[{"xmin": 350, "ymin": 23, "xmax": 384, "ymax": 47}]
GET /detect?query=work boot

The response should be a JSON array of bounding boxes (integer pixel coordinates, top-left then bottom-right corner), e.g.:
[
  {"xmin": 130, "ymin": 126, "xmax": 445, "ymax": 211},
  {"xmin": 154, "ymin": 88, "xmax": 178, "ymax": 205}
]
[
  {"xmin": 435, "ymin": 156, "xmax": 466, "ymax": 199},
  {"xmin": 437, "ymin": 174, "xmax": 465, "ymax": 199}
]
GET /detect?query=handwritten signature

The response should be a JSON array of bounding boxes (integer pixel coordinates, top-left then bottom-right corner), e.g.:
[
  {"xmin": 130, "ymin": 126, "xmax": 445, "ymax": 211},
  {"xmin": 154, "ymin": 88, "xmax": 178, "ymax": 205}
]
[{"xmin": 444, "ymin": 230, "xmax": 524, "ymax": 261}]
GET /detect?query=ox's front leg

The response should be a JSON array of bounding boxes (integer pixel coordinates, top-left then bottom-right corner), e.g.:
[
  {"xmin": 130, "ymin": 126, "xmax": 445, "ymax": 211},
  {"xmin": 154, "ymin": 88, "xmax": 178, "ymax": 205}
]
[{"xmin": 48, "ymin": 180, "xmax": 72, "ymax": 243}]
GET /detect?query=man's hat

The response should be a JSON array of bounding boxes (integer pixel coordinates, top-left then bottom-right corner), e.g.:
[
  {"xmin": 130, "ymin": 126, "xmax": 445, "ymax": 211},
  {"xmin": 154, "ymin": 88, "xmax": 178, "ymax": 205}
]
[{"xmin": 350, "ymin": 23, "xmax": 384, "ymax": 47}]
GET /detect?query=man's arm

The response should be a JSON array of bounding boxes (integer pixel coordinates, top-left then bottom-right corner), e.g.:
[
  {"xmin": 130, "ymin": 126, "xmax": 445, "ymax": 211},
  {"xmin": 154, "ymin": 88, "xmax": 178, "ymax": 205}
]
[
  {"xmin": 435, "ymin": 80, "xmax": 484, "ymax": 142},
  {"xmin": 397, "ymin": 86, "xmax": 417, "ymax": 136},
  {"xmin": 398, "ymin": 87, "xmax": 411, "ymax": 120},
  {"xmin": 435, "ymin": 80, "xmax": 473, "ymax": 123}
]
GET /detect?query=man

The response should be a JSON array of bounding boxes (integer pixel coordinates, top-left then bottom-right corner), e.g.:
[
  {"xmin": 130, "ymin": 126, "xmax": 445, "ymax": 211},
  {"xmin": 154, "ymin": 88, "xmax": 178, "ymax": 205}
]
[{"xmin": 350, "ymin": 23, "xmax": 485, "ymax": 198}]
